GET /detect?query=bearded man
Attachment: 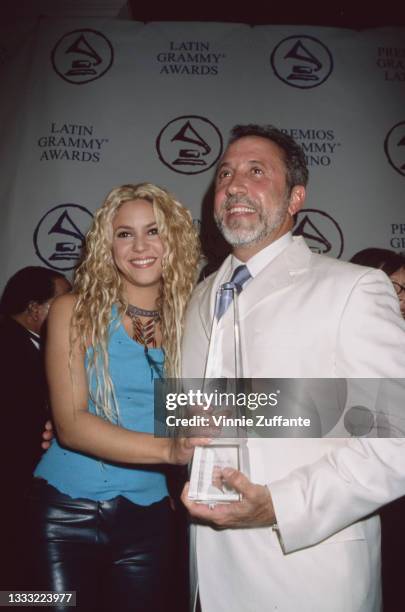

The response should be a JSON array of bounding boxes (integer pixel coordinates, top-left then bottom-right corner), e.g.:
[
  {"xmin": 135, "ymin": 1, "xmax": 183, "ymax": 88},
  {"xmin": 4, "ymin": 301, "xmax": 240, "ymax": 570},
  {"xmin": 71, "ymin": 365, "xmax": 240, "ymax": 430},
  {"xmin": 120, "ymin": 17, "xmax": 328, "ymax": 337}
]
[{"xmin": 181, "ymin": 124, "xmax": 405, "ymax": 612}]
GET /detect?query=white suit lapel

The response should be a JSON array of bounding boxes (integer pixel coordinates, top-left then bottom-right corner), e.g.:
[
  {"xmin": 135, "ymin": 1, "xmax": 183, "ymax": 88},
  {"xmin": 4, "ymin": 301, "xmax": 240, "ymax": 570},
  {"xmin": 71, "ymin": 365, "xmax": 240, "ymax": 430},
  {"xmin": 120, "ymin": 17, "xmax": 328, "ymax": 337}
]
[
  {"xmin": 239, "ymin": 237, "xmax": 313, "ymax": 317},
  {"xmin": 196, "ymin": 237, "xmax": 312, "ymax": 337}
]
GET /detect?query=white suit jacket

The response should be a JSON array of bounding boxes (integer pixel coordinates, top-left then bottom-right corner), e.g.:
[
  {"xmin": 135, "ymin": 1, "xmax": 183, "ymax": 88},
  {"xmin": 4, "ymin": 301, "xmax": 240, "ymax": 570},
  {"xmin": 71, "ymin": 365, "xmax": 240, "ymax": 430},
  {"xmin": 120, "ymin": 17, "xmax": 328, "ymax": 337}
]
[{"xmin": 182, "ymin": 237, "xmax": 405, "ymax": 612}]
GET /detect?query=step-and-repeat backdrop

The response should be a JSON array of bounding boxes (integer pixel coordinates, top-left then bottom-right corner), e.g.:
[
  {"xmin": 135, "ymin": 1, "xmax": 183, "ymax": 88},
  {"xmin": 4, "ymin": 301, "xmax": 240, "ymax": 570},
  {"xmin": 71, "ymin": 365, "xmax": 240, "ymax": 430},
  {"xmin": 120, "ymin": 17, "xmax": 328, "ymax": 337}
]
[{"xmin": 0, "ymin": 19, "xmax": 404, "ymax": 286}]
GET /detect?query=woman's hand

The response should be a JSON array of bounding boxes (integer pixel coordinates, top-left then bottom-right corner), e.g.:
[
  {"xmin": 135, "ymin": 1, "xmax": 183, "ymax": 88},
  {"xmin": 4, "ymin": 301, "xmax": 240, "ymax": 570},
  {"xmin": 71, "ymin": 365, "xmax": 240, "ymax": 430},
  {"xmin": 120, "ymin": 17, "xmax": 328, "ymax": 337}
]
[
  {"xmin": 167, "ymin": 437, "xmax": 210, "ymax": 465},
  {"xmin": 41, "ymin": 419, "xmax": 54, "ymax": 450}
]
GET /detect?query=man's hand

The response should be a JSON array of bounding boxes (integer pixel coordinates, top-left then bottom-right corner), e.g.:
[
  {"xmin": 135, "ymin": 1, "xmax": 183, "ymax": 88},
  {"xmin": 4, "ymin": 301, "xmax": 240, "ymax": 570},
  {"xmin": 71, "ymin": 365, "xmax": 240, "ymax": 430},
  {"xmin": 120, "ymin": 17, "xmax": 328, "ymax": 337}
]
[
  {"xmin": 181, "ymin": 468, "xmax": 276, "ymax": 528},
  {"xmin": 41, "ymin": 419, "xmax": 54, "ymax": 450}
]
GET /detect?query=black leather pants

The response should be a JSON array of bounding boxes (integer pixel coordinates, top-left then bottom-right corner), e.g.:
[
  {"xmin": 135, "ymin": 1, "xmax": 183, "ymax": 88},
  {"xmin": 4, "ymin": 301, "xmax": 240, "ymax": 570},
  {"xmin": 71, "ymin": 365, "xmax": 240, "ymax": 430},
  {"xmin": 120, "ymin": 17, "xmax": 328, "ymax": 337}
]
[{"xmin": 28, "ymin": 479, "xmax": 176, "ymax": 612}]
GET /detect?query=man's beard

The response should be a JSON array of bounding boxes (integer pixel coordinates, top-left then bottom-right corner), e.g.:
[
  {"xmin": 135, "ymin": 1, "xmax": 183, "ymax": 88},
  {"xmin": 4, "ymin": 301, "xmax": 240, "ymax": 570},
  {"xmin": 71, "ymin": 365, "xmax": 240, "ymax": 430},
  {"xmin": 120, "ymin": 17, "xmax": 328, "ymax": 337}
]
[{"xmin": 214, "ymin": 194, "xmax": 288, "ymax": 247}]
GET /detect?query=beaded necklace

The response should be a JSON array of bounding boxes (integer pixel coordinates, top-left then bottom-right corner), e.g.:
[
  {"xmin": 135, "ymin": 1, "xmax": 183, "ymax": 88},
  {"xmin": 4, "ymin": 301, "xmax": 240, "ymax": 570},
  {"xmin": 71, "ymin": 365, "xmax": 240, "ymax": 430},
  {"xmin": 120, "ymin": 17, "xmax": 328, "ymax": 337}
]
[{"xmin": 126, "ymin": 304, "xmax": 160, "ymax": 349}]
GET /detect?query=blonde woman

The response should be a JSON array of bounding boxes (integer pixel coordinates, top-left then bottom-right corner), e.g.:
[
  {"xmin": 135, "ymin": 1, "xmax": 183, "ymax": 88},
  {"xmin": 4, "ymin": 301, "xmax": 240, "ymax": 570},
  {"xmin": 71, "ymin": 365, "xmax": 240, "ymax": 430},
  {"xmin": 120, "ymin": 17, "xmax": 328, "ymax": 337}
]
[{"xmin": 30, "ymin": 184, "xmax": 201, "ymax": 611}]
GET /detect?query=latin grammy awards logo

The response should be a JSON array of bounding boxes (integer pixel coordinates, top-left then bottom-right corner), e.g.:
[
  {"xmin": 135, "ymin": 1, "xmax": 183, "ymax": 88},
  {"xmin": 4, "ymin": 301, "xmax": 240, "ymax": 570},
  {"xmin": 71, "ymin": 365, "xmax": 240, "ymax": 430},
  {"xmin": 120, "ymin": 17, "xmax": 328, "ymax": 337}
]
[
  {"xmin": 51, "ymin": 29, "xmax": 114, "ymax": 85},
  {"xmin": 384, "ymin": 121, "xmax": 405, "ymax": 177},
  {"xmin": 293, "ymin": 208, "xmax": 344, "ymax": 258},
  {"xmin": 34, "ymin": 204, "xmax": 93, "ymax": 270},
  {"xmin": 284, "ymin": 41, "xmax": 322, "ymax": 82},
  {"xmin": 271, "ymin": 35, "xmax": 333, "ymax": 89},
  {"xmin": 156, "ymin": 116, "xmax": 223, "ymax": 175},
  {"xmin": 171, "ymin": 122, "xmax": 211, "ymax": 167}
]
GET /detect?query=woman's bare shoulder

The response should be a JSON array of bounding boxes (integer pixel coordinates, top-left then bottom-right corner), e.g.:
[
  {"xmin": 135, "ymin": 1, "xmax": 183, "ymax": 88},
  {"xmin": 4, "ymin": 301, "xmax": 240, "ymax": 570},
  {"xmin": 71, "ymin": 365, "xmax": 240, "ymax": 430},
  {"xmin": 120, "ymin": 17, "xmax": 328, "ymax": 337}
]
[{"xmin": 49, "ymin": 292, "xmax": 78, "ymax": 320}]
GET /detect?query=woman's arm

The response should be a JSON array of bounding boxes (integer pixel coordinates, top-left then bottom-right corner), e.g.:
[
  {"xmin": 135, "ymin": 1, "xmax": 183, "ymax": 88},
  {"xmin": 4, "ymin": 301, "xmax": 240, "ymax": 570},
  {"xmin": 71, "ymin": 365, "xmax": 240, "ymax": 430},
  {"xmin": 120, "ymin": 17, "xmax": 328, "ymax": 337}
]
[{"xmin": 46, "ymin": 294, "xmax": 198, "ymax": 465}]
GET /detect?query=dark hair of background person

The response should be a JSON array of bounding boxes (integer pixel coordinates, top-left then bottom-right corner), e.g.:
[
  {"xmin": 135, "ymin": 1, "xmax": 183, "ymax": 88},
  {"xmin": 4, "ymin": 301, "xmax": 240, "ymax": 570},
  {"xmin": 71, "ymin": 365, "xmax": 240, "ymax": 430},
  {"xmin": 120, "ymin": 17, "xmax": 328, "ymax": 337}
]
[
  {"xmin": 350, "ymin": 248, "xmax": 405, "ymax": 275},
  {"xmin": 229, "ymin": 124, "xmax": 309, "ymax": 191},
  {"xmin": 0, "ymin": 266, "xmax": 66, "ymax": 316}
]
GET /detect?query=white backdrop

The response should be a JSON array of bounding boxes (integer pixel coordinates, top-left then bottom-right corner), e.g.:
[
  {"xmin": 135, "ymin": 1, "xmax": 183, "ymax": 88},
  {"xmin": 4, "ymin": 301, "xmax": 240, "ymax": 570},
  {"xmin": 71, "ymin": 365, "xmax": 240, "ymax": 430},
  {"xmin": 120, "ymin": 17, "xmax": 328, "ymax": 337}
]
[{"xmin": 0, "ymin": 18, "xmax": 404, "ymax": 287}]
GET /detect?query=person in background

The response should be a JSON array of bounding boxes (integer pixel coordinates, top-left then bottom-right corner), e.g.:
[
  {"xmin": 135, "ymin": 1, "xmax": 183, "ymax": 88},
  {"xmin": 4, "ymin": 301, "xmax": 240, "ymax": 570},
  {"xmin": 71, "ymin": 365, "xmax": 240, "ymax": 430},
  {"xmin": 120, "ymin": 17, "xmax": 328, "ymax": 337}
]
[
  {"xmin": 350, "ymin": 247, "xmax": 405, "ymax": 319},
  {"xmin": 29, "ymin": 183, "xmax": 202, "ymax": 611},
  {"xmin": 0, "ymin": 266, "xmax": 71, "ymax": 589},
  {"xmin": 350, "ymin": 247, "xmax": 405, "ymax": 612}
]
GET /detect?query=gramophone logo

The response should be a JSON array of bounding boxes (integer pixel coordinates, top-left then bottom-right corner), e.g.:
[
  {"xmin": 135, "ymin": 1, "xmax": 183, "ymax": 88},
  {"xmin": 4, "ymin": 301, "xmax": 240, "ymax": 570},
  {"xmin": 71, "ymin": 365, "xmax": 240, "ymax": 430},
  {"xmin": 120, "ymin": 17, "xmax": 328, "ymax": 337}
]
[
  {"xmin": 293, "ymin": 208, "xmax": 344, "ymax": 258},
  {"xmin": 384, "ymin": 121, "xmax": 405, "ymax": 177},
  {"xmin": 51, "ymin": 29, "xmax": 114, "ymax": 84},
  {"xmin": 271, "ymin": 35, "xmax": 333, "ymax": 89},
  {"xmin": 156, "ymin": 116, "xmax": 223, "ymax": 175},
  {"xmin": 34, "ymin": 204, "xmax": 93, "ymax": 270}
]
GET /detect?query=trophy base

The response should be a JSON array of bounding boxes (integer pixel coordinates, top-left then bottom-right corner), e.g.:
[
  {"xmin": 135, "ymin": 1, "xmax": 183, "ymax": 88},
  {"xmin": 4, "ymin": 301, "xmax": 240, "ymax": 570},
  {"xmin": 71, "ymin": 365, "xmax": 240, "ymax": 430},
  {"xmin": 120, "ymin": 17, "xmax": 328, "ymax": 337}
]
[{"xmin": 188, "ymin": 444, "xmax": 244, "ymax": 503}]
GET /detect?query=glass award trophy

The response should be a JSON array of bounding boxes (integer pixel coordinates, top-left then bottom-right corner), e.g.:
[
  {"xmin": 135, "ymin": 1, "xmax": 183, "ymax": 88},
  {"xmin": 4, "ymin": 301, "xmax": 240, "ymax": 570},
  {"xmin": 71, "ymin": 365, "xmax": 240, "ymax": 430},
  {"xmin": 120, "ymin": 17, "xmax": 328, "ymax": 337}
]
[{"xmin": 188, "ymin": 284, "xmax": 250, "ymax": 503}]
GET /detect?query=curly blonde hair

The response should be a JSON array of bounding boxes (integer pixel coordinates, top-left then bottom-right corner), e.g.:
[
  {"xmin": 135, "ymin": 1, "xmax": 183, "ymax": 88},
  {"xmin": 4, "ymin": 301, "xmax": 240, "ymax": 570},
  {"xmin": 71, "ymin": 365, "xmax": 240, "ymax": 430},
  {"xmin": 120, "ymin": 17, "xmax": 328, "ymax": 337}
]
[{"xmin": 71, "ymin": 183, "xmax": 200, "ymax": 422}]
